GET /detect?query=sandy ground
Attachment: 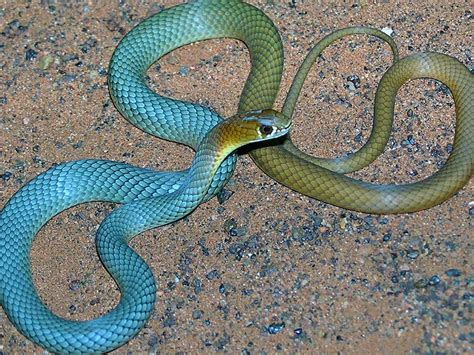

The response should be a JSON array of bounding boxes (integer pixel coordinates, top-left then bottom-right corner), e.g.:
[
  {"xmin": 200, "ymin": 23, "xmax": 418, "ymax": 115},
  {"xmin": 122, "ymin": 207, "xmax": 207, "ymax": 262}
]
[{"xmin": 0, "ymin": 0, "xmax": 472, "ymax": 353}]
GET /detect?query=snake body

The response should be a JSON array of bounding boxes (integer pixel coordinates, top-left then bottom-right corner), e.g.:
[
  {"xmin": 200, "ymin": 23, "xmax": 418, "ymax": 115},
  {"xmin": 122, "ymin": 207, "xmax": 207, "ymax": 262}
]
[{"xmin": 0, "ymin": 0, "xmax": 472, "ymax": 352}]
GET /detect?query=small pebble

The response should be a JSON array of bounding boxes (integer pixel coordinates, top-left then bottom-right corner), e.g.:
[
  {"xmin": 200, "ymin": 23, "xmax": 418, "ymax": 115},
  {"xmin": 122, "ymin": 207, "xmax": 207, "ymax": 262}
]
[
  {"xmin": 462, "ymin": 293, "xmax": 473, "ymax": 300},
  {"xmin": 192, "ymin": 277, "xmax": 202, "ymax": 294},
  {"xmin": 346, "ymin": 74, "xmax": 360, "ymax": 89},
  {"xmin": 0, "ymin": 171, "xmax": 13, "ymax": 181},
  {"xmin": 38, "ymin": 54, "xmax": 54, "ymax": 70},
  {"xmin": 428, "ymin": 275, "xmax": 441, "ymax": 286},
  {"xmin": 445, "ymin": 143, "xmax": 453, "ymax": 154},
  {"xmin": 205, "ymin": 269, "xmax": 219, "ymax": 280},
  {"xmin": 80, "ymin": 37, "xmax": 97, "ymax": 53},
  {"xmin": 294, "ymin": 328, "xmax": 303, "ymax": 337},
  {"xmin": 346, "ymin": 81, "xmax": 357, "ymax": 91},
  {"xmin": 68, "ymin": 279, "xmax": 82, "ymax": 291},
  {"xmin": 25, "ymin": 48, "xmax": 38, "ymax": 61},
  {"xmin": 192, "ymin": 309, "xmax": 203, "ymax": 319},
  {"xmin": 406, "ymin": 250, "xmax": 419, "ymax": 259},
  {"xmin": 401, "ymin": 135, "xmax": 416, "ymax": 147},
  {"xmin": 267, "ymin": 322, "xmax": 285, "ymax": 334},
  {"xmin": 89, "ymin": 70, "xmax": 99, "ymax": 80},
  {"xmin": 354, "ymin": 132, "xmax": 363, "ymax": 143},
  {"xmin": 415, "ymin": 278, "xmax": 428, "ymax": 288},
  {"xmin": 147, "ymin": 334, "xmax": 159, "ymax": 349},
  {"xmin": 445, "ymin": 269, "xmax": 462, "ymax": 277},
  {"xmin": 217, "ymin": 188, "xmax": 234, "ymax": 204},
  {"xmin": 381, "ymin": 27, "xmax": 394, "ymax": 36},
  {"xmin": 72, "ymin": 140, "xmax": 83, "ymax": 149},
  {"xmin": 61, "ymin": 74, "xmax": 77, "ymax": 82},
  {"xmin": 399, "ymin": 264, "xmax": 411, "ymax": 272},
  {"xmin": 179, "ymin": 65, "xmax": 189, "ymax": 76}
]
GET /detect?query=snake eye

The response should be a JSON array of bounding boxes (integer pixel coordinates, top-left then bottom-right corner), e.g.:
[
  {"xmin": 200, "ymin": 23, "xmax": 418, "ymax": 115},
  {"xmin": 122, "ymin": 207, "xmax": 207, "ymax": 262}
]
[{"xmin": 259, "ymin": 124, "xmax": 273, "ymax": 136}]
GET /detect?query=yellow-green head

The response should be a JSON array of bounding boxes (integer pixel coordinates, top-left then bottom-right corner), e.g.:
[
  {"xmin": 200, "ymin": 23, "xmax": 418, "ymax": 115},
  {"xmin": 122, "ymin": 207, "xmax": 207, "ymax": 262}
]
[
  {"xmin": 217, "ymin": 109, "xmax": 291, "ymax": 153},
  {"xmin": 199, "ymin": 109, "xmax": 291, "ymax": 176}
]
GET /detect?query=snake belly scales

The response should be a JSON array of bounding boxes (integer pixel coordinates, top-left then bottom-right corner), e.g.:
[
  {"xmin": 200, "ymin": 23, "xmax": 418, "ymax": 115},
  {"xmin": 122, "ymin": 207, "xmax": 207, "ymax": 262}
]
[{"xmin": 0, "ymin": 0, "xmax": 472, "ymax": 352}]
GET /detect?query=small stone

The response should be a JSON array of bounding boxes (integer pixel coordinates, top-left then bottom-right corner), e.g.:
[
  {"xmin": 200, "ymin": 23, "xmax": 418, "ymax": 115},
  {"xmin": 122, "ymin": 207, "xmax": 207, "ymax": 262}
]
[
  {"xmin": 217, "ymin": 188, "xmax": 234, "ymax": 204},
  {"xmin": 68, "ymin": 279, "xmax": 82, "ymax": 291},
  {"xmin": 179, "ymin": 65, "xmax": 189, "ymax": 76},
  {"xmin": 294, "ymin": 328, "xmax": 303, "ymax": 337},
  {"xmin": 72, "ymin": 140, "xmax": 83, "ymax": 149},
  {"xmin": 79, "ymin": 37, "xmax": 97, "ymax": 53},
  {"xmin": 445, "ymin": 268, "xmax": 461, "ymax": 277},
  {"xmin": 354, "ymin": 132, "xmax": 363, "ymax": 143},
  {"xmin": 381, "ymin": 27, "xmax": 394, "ymax": 36},
  {"xmin": 25, "ymin": 48, "xmax": 38, "ymax": 61},
  {"xmin": 192, "ymin": 277, "xmax": 202, "ymax": 294},
  {"xmin": 61, "ymin": 74, "xmax": 77, "ymax": 82},
  {"xmin": 89, "ymin": 70, "xmax": 99, "ymax": 80},
  {"xmin": 0, "ymin": 171, "xmax": 13, "ymax": 181},
  {"xmin": 89, "ymin": 298, "xmax": 100, "ymax": 306},
  {"xmin": 415, "ymin": 278, "xmax": 428, "ymax": 288},
  {"xmin": 346, "ymin": 74, "xmax": 360, "ymax": 89},
  {"xmin": 445, "ymin": 143, "xmax": 453, "ymax": 154},
  {"xmin": 267, "ymin": 322, "xmax": 285, "ymax": 334},
  {"xmin": 346, "ymin": 81, "xmax": 356, "ymax": 91},
  {"xmin": 147, "ymin": 334, "xmax": 159, "ymax": 349},
  {"xmin": 63, "ymin": 53, "xmax": 79, "ymax": 62},
  {"xmin": 205, "ymin": 269, "xmax": 219, "ymax": 280},
  {"xmin": 224, "ymin": 218, "xmax": 237, "ymax": 233},
  {"xmin": 428, "ymin": 275, "xmax": 441, "ymax": 286},
  {"xmin": 38, "ymin": 54, "xmax": 54, "ymax": 70},
  {"xmin": 406, "ymin": 250, "xmax": 419, "ymax": 259},
  {"xmin": 97, "ymin": 67, "xmax": 107, "ymax": 76},
  {"xmin": 192, "ymin": 309, "xmax": 203, "ymax": 319},
  {"xmin": 399, "ymin": 264, "xmax": 411, "ymax": 272}
]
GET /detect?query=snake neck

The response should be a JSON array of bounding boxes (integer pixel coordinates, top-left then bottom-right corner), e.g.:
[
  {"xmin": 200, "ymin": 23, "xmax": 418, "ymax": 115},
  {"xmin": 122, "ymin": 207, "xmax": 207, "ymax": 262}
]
[{"xmin": 183, "ymin": 121, "xmax": 238, "ymax": 199}]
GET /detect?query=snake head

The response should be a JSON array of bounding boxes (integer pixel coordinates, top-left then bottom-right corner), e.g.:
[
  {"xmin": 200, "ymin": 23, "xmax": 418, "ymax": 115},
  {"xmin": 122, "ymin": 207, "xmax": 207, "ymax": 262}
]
[
  {"xmin": 237, "ymin": 109, "xmax": 291, "ymax": 143},
  {"xmin": 205, "ymin": 109, "xmax": 291, "ymax": 161}
]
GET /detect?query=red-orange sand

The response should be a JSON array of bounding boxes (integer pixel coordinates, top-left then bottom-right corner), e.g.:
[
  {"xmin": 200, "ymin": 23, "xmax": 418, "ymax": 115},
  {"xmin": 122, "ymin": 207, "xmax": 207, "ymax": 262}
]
[{"xmin": 0, "ymin": 1, "xmax": 472, "ymax": 353}]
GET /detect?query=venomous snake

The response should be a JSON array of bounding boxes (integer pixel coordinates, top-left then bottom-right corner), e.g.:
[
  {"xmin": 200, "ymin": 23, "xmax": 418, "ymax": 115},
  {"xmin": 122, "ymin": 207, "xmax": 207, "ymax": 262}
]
[{"xmin": 0, "ymin": 0, "xmax": 472, "ymax": 352}]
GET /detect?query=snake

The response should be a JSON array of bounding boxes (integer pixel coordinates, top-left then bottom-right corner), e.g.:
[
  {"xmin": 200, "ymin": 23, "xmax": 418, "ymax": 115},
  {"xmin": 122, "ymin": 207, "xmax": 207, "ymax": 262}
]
[{"xmin": 0, "ymin": 0, "xmax": 472, "ymax": 352}]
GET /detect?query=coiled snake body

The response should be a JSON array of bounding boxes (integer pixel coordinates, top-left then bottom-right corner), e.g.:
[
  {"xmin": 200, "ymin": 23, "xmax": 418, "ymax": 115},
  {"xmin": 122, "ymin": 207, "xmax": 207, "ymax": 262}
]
[{"xmin": 0, "ymin": 0, "xmax": 472, "ymax": 352}]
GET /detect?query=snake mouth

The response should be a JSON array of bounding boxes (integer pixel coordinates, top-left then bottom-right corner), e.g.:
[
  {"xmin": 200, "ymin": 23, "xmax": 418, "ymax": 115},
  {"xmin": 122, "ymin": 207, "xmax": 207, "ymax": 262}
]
[{"xmin": 277, "ymin": 121, "xmax": 292, "ymax": 135}]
